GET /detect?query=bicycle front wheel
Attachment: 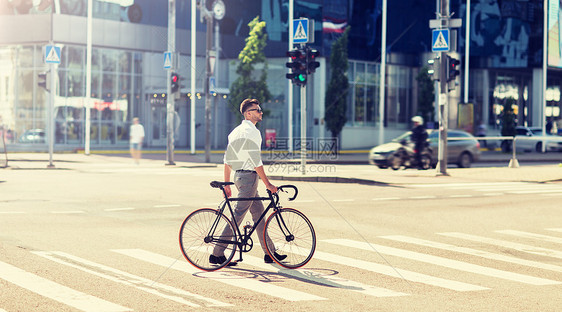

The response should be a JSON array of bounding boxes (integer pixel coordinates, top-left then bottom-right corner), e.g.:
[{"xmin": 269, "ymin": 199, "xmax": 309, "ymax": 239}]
[
  {"xmin": 179, "ymin": 208, "xmax": 237, "ymax": 271},
  {"xmin": 264, "ymin": 208, "xmax": 316, "ymax": 269}
]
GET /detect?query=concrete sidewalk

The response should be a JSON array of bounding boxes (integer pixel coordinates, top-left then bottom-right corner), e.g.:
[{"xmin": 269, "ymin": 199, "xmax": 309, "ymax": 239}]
[{"xmin": 3, "ymin": 152, "xmax": 561, "ymax": 185}]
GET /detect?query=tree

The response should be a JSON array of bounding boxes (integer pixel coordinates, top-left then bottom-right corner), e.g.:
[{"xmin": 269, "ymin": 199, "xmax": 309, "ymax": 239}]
[
  {"xmin": 415, "ymin": 66, "xmax": 434, "ymax": 123},
  {"xmin": 325, "ymin": 27, "xmax": 350, "ymax": 139},
  {"xmin": 228, "ymin": 16, "xmax": 272, "ymax": 122}
]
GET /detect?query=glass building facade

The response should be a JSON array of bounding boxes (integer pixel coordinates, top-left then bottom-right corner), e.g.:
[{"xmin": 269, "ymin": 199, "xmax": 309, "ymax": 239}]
[{"xmin": 1, "ymin": 0, "xmax": 561, "ymax": 151}]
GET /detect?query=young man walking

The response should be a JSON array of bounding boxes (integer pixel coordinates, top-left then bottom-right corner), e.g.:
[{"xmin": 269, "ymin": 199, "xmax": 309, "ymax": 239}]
[{"xmin": 211, "ymin": 98, "xmax": 286, "ymax": 266}]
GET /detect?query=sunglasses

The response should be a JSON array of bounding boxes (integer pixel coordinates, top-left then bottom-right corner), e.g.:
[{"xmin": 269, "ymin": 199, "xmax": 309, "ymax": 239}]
[{"xmin": 247, "ymin": 108, "xmax": 263, "ymax": 113}]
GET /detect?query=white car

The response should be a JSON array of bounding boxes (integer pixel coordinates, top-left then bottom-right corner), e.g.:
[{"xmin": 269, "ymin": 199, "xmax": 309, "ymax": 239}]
[{"xmin": 514, "ymin": 126, "xmax": 562, "ymax": 153}]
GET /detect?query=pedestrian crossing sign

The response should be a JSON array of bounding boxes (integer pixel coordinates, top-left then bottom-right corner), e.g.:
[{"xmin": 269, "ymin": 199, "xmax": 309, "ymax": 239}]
[
  {"xmin": 163, "ymin": 51, "xmax": 172, "ymax": 69},
  {"xmin": 293, "ymin": 18, "xmax": 309, "ymax": 43},
  {"xmin": 45, "ymin": 45, "xmax": 61, "ymax": 64},
  {"xmin": 432, "ymin": 29, "xmax": 449, "ymax": 52}
]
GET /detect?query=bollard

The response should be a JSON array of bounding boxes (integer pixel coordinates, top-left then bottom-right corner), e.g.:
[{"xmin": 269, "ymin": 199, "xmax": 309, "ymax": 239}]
[{"xmin": 508, "ymin": 137, "xmax": 519, "ymax": 168}]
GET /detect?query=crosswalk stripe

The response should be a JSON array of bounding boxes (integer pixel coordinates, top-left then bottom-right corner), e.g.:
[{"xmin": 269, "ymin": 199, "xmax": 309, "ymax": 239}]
[
  {"xmin": 240, "ymin": 255, "xmax": 407, "ymax": 297},
  {"xmin": 0, "ymin": 260, "xmax": 131, "ymax": 312},
  {"xmin": 379, "ymin": 235, "xmax": 562, "ymax": 273},
  {"xmin": 507, "ymin": 189, "xmax": 562, "ymax": 194},
  {"xmin": 410, "ymin": 182, "xmax": 529, "ymax": 188},
  {"xmin": 325, "ymin": 239, "xmax": 559, "ymax": 286},
  {"xmin": 547, "ymin": 228, "xmax": 562, "ymax": 233},
  {"xmin": 438, "ymin": 232, "xmax": 562, "ymax": 260},
  {"xmin": 112, "ymin": 249, "xmax": 326, "ymax": 302},
  {"xmin": 297, "ymin": 249, "xmax": 487, "ymax": 291},
  {"xmin": 495, "ymin": 230, "xmax": 562, "ymax": 245},
  {"xmin": 32, "ymin": 251, "xmax": 230, "ymax": 308}
]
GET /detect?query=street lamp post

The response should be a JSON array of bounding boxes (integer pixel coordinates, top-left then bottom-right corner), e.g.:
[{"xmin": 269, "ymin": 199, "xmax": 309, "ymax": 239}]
[{"xmin": 199, "ymin": 0, "xmax": 224, "ymax": 163}]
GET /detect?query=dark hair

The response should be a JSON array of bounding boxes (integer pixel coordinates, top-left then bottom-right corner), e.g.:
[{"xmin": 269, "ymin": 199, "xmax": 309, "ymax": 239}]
[{"xmin": 239, "ymin": 99, "xmax": 261, "ymax": 114}]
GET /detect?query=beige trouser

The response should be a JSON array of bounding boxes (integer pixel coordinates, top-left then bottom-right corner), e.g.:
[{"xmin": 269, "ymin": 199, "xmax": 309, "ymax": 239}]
[{"xmin": 213, "ymin": 171, "xmax": 273, "ymax": 256}]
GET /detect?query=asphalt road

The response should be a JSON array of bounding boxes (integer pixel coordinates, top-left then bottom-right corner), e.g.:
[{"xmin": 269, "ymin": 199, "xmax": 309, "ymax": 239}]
[{"xmin": 1, "ymin": 159, "xmax": 562, "ymax": 311}]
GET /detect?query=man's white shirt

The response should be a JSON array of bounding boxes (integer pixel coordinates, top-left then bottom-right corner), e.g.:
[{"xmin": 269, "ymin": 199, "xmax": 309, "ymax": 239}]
[{"xmin": 224, "ymin": 120, "xmax": 263, "ymax": 171}]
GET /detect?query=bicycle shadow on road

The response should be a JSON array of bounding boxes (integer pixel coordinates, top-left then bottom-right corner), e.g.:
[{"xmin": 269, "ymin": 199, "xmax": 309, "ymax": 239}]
[{"xmin": 196, "ymin": 265, "xmax": 363, "ymax": 291}]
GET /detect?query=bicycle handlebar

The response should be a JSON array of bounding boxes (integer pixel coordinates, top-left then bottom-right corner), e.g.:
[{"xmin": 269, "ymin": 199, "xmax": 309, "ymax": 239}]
[{"xmin": 267, "ymin": 185, "xmax": 298, "ymax": 201}]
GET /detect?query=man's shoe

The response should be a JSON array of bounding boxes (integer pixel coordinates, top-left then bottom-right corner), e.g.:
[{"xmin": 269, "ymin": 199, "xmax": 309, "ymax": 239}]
[
  {"xmin": 209, "ymin": 254, "xmax": 238, "ymax": 267},
  {"xmin": 264, "ymin": 252, "xmax": 287, "ymax": 263},
  {"xmin": 209, "ymin": 254, "xmax": 226, "ymax": 264}
]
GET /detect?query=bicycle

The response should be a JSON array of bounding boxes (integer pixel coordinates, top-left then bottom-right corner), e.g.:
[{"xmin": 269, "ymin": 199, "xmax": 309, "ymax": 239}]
[{"xmin": 179, "ymin": 181, "xmax": 316, "ymax": 271}]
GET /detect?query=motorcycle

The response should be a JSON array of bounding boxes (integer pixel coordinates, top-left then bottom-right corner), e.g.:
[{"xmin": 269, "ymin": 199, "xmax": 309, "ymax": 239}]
[{"xmin": 387, "ymin": 140, "xmax": 433, "ymax": 170}]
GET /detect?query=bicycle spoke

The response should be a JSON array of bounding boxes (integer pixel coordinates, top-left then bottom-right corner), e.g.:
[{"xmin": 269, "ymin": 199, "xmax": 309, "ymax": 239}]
[
  {"xmin": 264, "ymin": 208, "xmax": 316, "ymax": 269},
  {"xmin": 179, "ymin": 209, "xmax": 237, "ymax": 271}
]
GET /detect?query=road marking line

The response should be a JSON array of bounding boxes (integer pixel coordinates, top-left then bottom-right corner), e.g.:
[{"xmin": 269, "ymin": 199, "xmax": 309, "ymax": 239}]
[
  {"xmin": 33, "ymin": 251, "xmax": 230, "ymax": 308},
  {"xmin": 542, "ymin": 193, "xmax": 562, "ymax": 196},
  {"xmin": 325, "ymin": 239, "xmax": 559, "ymax": 286},
  {"xmin": 483, "ymin": 193, "xmax": 504, "ymax": 196},
  {"xmin": 410, "ymin": 182, "xmax": 529, "ymax": 188},
  {"xmin": 408, "ymin": 196, "xmax": 436, "ymax": 199},
  {"xmin": 507, "ymin": 189, "xmax": 562, "ymax": 194},
  {"xmin": 379, "ymin": 235, "xmax": 562, "ymax": 274},
  {"xmin": 495, "ymin": 230, "xmax": 562, "ymax": 245},
  {"xmin": 153, "ymin": 204, "xmax": 181, "ymax": 208},
  {"xmin": 50, "ymin": 210, "xmax": 85, "ymax": 214},
  {"xmin": 112, "ymin": 249, "xmax": 326, "ymax": 302},
  {"xmin": 372, "ymin": 197, "xmax": 400, "ymax": 201},
  {"xmin": 104, "ymin": 208, "xmax": 135, "ymax": 212},
  {"xmin": 438, "ymin": 232, "xmax": 562, "ymax": 261},
  {"xmin": 448, "ymin": 195, "xmax": 473, "ymax": 198},
  {"xmin": 240, "ymin": 255, "xmax": 407, "ymax": 297},
  {"xmin": 294, "ymin": 249, "xmax": 486, "ymax": 291},
  {"xmin": 0, "ymin": 260, "xmax": 131, "ymax": 312}
]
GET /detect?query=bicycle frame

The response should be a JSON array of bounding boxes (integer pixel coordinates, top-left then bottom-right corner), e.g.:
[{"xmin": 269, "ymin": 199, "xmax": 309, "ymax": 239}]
[{"xmin": 206, "ymin": 184, "xmax": 295, "ymax": 262}]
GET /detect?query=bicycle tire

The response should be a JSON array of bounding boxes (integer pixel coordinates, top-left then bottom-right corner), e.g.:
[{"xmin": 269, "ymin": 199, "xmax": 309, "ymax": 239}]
[
  {"xmin": 263, "ymin": 208, "xmax": 316, "ymax": 269},
  {"xmin": 179, "ymin": 208, "xmax": 237, "ymax": 271}
]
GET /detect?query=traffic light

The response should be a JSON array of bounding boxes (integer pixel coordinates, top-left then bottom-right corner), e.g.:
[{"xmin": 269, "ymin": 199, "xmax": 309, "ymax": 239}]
[
  {"xmin": 285, "ymin": 49, "xmax": 307, "ymax": 86},
  {"xmin": 427, "ymin": 57, "xmax": 439, "ymax": 81},
  {"xmin": 306, "ymin": 48, "xmax": 320, "ymax": 74},
  {"xmin": 447, "ymin": 55, "xmax": 460, "ymax": 82},
  {"xmin": 170, "ymin": 72, "xmax": 179, "ymax": 93},
  {"xmin": 37, "ymin": 71, "xmax": 49, "ymax": 91}
]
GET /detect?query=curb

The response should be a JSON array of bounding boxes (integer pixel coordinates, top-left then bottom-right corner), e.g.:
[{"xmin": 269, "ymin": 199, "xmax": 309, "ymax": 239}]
[{"xmin": 269, "ymin": 175, "xmax": 390, "ymax": 186}]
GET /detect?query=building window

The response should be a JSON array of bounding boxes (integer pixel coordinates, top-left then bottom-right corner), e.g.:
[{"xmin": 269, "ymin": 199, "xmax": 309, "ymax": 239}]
[{"xmin": 348, "ymin": 60, "xmax": 380, "ymax": 126}]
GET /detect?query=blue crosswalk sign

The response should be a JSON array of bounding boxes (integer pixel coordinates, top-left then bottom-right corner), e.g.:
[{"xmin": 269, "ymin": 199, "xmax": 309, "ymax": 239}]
[
  {"xmin": 45, "ymin": 45, "xmax": 61, "ymax": 64},
  {"xmin": 163, "ymin": 52, "xmax": 172, "ymax": 69},
  {"xmin": 293, "ymin": 19, "xmax": 309, "ymax": 44},
  {"xmin": 432, "ymin": 29, "xmax": 449, "ymax": 52}
]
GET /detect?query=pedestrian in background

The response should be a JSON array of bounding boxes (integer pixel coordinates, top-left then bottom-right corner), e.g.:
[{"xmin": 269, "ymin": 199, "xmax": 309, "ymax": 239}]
[
  {"xmin": 411, "ymin": 116, "xmax": 428, "ymax": 169},
  {"xmin": 129, "ymin": 117, "xmax": 144, "ymax": 165}
]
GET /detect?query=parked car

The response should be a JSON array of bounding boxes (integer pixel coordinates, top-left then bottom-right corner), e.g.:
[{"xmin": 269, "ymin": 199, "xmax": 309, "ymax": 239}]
[
  {"xmin": 513, "ymin": 126, "xmax": 562, "ymax": 153},
  {"xmin": 18, "ymin": 129, "xmax": 46, "ymax": 143},
  {"xmin": 369, "ymin": 129, "xmax": 481, "ymax": 168}
]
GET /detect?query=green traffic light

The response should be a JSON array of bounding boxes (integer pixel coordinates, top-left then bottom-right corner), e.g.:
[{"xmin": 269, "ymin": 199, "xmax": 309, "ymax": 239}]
[{"xmin": 297, "ymin": 73, "xmax": 306, "ymax": 82}]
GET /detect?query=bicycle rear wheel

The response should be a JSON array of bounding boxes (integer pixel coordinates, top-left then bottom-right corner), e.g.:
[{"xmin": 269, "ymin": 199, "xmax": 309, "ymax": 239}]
[
  {"xmin": 179, "ymin": 208, "xmax": 237, "ymax": 271},
  {"xmin": 264, "ymin": 208, "xmax": 316, "ymax": 269}
]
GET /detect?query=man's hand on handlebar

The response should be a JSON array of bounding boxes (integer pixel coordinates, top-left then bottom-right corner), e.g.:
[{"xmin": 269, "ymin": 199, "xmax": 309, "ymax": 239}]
[{"xmin": 265, "ymin": 183, "xmax": 278, "ymax": 194}]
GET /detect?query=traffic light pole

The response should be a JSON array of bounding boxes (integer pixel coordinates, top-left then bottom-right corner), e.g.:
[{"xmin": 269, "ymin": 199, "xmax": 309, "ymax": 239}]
[
  {"xmin": 47, "ymin": 61, "xmax": 55, "ymax": 168},
  {"xmin": 166, "ymin": 0, "xmax": 176, "ymax": 165},
  {"xmin": 300, "ymin": 81, "xmax": 307, "ymax": 175},
  {"xmin": 436, "ymin": 0, "xmax": 449, "ymax": 176}
]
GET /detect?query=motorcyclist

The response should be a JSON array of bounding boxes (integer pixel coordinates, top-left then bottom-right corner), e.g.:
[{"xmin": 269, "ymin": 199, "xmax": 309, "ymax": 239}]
[{"xmin": 410, "ymin": 116, "xmax": 428, "ymax": 169}]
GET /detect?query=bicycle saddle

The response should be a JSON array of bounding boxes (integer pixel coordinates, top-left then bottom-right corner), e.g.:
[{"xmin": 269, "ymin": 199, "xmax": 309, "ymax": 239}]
[{"xmin": 210, "ymin": 181, "xmax": 235, "ymax": 188}]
